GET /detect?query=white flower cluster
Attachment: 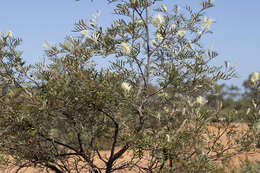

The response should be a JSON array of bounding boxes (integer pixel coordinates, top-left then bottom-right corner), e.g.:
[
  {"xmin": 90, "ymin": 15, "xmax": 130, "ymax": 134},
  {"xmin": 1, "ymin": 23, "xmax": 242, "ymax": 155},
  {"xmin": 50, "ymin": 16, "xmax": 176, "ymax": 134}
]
[
  {"xmin": 196, "ymin": 96, "xmax": 208, "ymax": 106},
  {"xmin": 120, "ymin": 42, "xmax": 131, "ymax": 55},
  {"xmin": 7, "ymin": 30, "xmax": 12, "ymax": 38},
  {"xmin": 121, "ymin": 82, "xmax": 131, "ymax": 93},
  {"xmin": 153, "ymin": 14, "xmax": 165, "ymax": 27},
  {"xmin": 250, "ymin": 72, "xmax": 260, "ymax": 83}
]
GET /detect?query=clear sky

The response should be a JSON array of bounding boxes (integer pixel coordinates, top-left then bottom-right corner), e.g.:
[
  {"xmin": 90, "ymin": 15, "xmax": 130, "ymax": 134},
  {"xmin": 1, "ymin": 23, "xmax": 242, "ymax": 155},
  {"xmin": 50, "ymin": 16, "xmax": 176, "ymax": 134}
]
[{"xmin": 0, "ymin": 0, "xmax": 259, "ymax": 88}]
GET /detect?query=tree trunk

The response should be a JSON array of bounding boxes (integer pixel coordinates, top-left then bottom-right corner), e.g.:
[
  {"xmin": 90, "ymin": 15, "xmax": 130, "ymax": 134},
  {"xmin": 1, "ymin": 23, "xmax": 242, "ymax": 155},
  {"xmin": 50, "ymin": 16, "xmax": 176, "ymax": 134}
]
[{"xmin": 105, "ymin": 162, "xmax": 113, "ymax": 173}]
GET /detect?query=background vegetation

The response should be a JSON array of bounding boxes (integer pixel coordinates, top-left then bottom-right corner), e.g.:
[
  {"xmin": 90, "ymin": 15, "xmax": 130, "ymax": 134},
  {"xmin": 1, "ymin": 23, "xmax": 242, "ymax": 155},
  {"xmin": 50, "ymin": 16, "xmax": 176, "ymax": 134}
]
[{"xmin": 0, "ymin": 0, "xmax": 259, "ymax": 172}]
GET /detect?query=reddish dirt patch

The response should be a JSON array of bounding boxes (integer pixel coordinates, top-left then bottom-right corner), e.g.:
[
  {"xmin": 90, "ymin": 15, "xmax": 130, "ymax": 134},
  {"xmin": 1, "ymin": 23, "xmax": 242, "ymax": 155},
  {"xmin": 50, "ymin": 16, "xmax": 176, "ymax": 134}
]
[
  {"xmin": 205, "ymin": 123, "xmax": 260, "ymax": 171},
  {"xmin": 1, "ymin": 123, "xmax": 259, "ymax": 173}
]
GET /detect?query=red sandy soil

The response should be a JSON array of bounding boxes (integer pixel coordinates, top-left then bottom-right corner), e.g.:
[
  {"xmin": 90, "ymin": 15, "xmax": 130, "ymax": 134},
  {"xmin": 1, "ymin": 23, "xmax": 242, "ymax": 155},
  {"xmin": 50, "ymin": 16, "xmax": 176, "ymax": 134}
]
[{"xmin": 0, "ymin": 123, "xmax": 259, "ymax": 173}]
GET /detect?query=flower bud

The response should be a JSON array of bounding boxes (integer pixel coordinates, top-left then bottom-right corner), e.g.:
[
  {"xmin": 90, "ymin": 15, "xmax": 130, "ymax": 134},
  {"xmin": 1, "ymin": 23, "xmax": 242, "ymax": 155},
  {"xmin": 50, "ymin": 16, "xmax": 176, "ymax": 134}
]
[
  {"xmin": 204, "ymin": 18, "xmax": 214, "ymax": 31},
  {"xmin": 114, "ymin": 20, "xmax": 120, "ymax": 27},
  {"xmin": 161, "ymin": 4, "xmax": 167, "ymax": 12},
  {"xmin": 43, "ymin": 44, "xmax": 48, "ymax": 49},
  {"xmin": 7, "ymin": 30, "xmax": 12, "ymax": 38},
  {"xmin": 171, "ymin": 24, "xmax": 176, "ymax": 31},
  {"xmin": 172, "ymin": 49, "xmax": 178, "ymax": 55},
  {"xmin": 152, "ymin": 40, "xmax": 157, "ymax": 45},
  {"xmin": 81, "ymin": 29, "xmax": 88, "ymax": 36}
]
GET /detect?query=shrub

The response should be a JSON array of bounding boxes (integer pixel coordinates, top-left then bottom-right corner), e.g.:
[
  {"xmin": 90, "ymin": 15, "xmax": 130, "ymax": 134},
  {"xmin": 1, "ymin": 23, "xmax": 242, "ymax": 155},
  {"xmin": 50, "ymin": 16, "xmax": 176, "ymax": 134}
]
[{"xmin": 0, "ymin": 0, "xmax": 258, "ymax": 172}]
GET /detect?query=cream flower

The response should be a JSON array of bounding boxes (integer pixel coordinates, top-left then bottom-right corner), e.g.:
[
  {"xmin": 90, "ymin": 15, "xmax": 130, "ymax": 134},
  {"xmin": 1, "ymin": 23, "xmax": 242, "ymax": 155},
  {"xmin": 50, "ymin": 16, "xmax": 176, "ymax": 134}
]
[
  {"xmin": 157, "ymin": 33, "xmax": 163, "ymax": 41},
  {"xmin": 159, "ymin": 91, "xmax": 168, "ymax": 98},
  {"xmin": 196, "ymin": 96, "xmax": 208, "ymax": 106},
  {"xmin": 121, "ymin": 82, "xmax": 131, "ymax": 92},
  {"xmin": 121, "ymin": 42, "xmax": 131, "ymax": 55},
  {"xmin": 177, "ymin": 29, "xmax": 186, "ymax": 37},
  {"xmin": 246, "ymin": 108, "xmax": 251, "ymax": 115},
  {"xmin": 164, "ymin": 106, "xmax": 170, "ymax": 113},
  {"xmin": 7, "ymin": 30, "xmax": 12, "ymax": 38},
  {"xmin": 152, "ymin": 40, "xmax": 157, "ymax": 45},
  {"xmin": 250, "ymin": 72, "xmax": 260, "ymax": 83},
  {"xmin": 188, "ymin": 41, "xmax": 193, "ymax": 49},
  {"xmin": 204, "ymin": 18, "xmax": 214, "ymax": 31},
  {"xmin": 108, "ymin": 69, "xmax": 113, "ymax": 74},
  {"xmin": 81, "ymin": 29, "xmax": 88, "ymax": 36},
  {"xmin": 171, "ymin": 24, "xmax": 176, "ymax": 31},
  {"xmin": 166, "ymin": 134, "xmax": 170, "ymax": 142},
  {"xmin": 157, "ymin": 113, "xmax": 161, "ymax": 121},
  {"xmin": 161, "ymin": 4, "xmax": 167, "ymax": 12},
  {"xmin": 203, "ymin": 16, "xmax": 208, "ymax": 25},
  {"xmin": 64, "ymin": 41, "xmax": 72, "ymax": 50},
  {"xmin": 137, "ymin": 19, "xmax": 143, "ymax": 24},
  {"xmin": 114, "ymin": 20, "xmax": 120, "ymax": 27},
  {"xmin": 172, "ymin": 49, "xmax": 178, "ymax": 55},
  {"xmin": 43, "ymin": 44, "xmax": 48, "ymax": 49},
  {"xmin": 153, "ymin": 14, "xmax": 165, "ymax": 27}
]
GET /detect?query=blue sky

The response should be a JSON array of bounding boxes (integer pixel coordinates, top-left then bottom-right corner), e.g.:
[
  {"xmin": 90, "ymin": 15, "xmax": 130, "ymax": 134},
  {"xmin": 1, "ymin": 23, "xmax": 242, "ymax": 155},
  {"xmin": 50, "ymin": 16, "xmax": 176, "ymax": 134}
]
[{"xmin": 0, "ymin": 0, "xmax": 259, "ymax": 88}]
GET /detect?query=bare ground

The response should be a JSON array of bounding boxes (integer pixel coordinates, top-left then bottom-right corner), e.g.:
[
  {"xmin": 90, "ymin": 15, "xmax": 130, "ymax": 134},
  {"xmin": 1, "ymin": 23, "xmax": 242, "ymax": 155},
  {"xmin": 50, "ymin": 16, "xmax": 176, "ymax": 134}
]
[{"xmin": 0, "ymin": 123, "xmax": 259, "ymax": 173}]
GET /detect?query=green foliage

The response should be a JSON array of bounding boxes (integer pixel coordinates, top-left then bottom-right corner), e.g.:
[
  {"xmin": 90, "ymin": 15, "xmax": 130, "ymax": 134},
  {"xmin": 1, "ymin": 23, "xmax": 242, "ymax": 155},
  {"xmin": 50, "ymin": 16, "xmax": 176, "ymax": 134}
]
[{"xmin": 0, "ymin": 0, "xmax": 258, "ymax": 173}]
